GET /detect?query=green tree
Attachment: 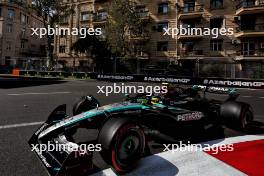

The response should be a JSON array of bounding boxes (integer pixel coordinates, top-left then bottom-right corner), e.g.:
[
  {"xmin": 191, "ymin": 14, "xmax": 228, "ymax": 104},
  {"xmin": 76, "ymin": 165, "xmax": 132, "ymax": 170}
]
[
  {"xmin": 32, "ymin": 0, "xmax": 73, "ymax": 68},
  {"xmin": 106, "ymin": 0, "xmax": 146, "ymax": 57},
  {"xmin": 72, "ymin": 35, "xmax": 113, "ymax": 73},
  {"xmin": 72, "ymin": 0, "xmax": 148, "ymax": 73}
]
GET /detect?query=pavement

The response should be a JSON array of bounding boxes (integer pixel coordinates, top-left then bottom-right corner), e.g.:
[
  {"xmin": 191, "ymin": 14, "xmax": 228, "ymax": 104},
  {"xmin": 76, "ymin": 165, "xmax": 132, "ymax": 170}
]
[{"xmin": 0, "ymin": 79, "xmax": 263, "ymax": 176}]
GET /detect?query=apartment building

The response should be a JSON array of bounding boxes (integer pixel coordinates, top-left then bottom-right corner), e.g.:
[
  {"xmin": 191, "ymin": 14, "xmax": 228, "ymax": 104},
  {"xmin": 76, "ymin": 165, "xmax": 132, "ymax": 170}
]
[
  {"xmin": 55, "ymin": 0, "xmax": 264, "ymax": 77},
  {"xmin": 0, "ymin": 0, "xmax": 47, "ymax": 69},
  {"xmin": 176, "ymin": 0, "xmax": 264, "ymax": 77},
  {"xmin": 54, "ymin": 0, "xmax": 95, "ymax": 70}
]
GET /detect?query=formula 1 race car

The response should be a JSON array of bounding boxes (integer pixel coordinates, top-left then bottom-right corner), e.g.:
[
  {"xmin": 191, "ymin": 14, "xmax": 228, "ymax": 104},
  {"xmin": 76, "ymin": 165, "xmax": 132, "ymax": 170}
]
[{"xmin": 29, "ymin": 86, "xmax": 254, "ymax": 176}]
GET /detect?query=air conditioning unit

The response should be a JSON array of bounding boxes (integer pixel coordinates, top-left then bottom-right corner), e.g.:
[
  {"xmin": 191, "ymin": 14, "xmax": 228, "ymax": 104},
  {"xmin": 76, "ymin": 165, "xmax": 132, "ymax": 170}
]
[{"xmin": 234, "ymin": 16, "xmax": 241, "ymax": 22}]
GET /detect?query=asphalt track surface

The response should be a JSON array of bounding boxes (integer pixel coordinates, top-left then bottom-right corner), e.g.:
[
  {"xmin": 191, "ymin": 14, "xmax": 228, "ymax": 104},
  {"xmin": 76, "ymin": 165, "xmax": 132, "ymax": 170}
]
[{"xmin": 0, "ymin": 79, "xmax": 263, "ymax": 176}]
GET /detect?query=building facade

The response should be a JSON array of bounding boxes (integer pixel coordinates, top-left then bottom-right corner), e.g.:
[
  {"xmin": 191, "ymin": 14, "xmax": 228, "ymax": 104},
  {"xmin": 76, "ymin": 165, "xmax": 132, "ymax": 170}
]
[
  {"xmin": 55, "ymin": 0, "xmax": 264, "ymax": 77},
  {"xmin": 0, "ymin": 0, "xmax": 47, "ymax": 69}
]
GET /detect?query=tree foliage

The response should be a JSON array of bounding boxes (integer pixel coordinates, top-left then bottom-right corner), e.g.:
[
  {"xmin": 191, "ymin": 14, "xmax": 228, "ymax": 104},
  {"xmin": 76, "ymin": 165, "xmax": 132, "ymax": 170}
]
[
  {"xmin": 105, "ymin": 0, "xmax": 145, "ymax": 57},
  {"xmin": 32, "ymin": 0, "xmax": 73, "ymax": 66},
  {"xmin": 72, "ymin": 35, "xmax": 113, "ymax": 73},
  {"xmin": 72, "ymin": 0, "xmax": 148, "ymax": 72},
  {"xmin": 32, "ymin": 0, "xmax": 73, "ymax": 26}
]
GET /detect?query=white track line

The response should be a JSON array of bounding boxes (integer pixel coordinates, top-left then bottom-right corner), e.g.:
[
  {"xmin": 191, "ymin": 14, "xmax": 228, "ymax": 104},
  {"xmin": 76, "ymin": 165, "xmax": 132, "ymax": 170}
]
[
  {"xmin": 241, "ymin": 96, "xmax": 252, "ymax": 98},
  {"xmin": 8, "ymin": 92, "xmax": 71, "ymax": 96},
  {"xmin": 0, "ymin": 121, "xmax": 44, "ymax": 130}
]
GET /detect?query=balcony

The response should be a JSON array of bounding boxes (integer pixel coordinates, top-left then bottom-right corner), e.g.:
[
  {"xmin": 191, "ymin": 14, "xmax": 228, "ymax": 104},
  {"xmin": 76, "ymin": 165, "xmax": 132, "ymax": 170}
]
[
  {"xmin": 236, "ymin": 0, "xmax": 264, "ymax": 15},
  {"xmin": 178, "ymin": 5, "xmax": 204, "ymax": 20},
  {"xmin": 129, "ymin": 33, "xmax": 150, "ymax": 42},
  {"xmin": 181, "ymin": 49, "xmax": 203, "ymax": 57},
  {"xmin": 235, "ymin": 49, "xmax": 264, "ymax": 60},
  {"xmin": 178, "ymin": 34, "xmax": 203, "ymax": 40},
  {"xmin": 235, "ymin": 23, "xmax": 264, "ymax": 38}
]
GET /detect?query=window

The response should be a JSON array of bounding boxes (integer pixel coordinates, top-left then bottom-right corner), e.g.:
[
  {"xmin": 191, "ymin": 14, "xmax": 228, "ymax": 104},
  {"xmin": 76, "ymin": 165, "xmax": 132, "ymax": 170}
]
[
  {"xmin": 40, "ymin": 45, "xmax": 46, "ymax": 54},
  {"xmin": 241, "ymin": 16, "xmax": 256, "ymax": 30},
  {"xmin": 183, "ymin": 1, "xmax": 195, "ymax": 12},
  {"xmin": 6, "ymin": 42, "xmax": 11, "ymax": 51},
  {"xmin": 158, "ymin": 3, "xmax": 169, "ymax": 14},
  {"xmin": 81, "ymin": 12, "xmax": 92, "ymax": 21},
  {"xmin": 157, "ymin": 22, "xmax": 168, "ymax": 32},
  {"xmin": 95, "ymin": 11, "xmax": 107, "ymax": 21},
  {"xmin": 5, "ymin": 56, "xmax": 11, "ymax": 66},
  {"xmin": 210, "ymin": 17, "xmax": 224, "ymax": 29},
  {"xmin": 7, "ymin": 24, "xmax": 13, "ymax": 33},
  {"xmin": 182, "ymin": 42, "xmax": 194, "ymax": 52},
  {"xmin": 21, "ymin": 41, "xmax": 25, "ymax": 49},
  {"xmin": 157, "ymin": 41, "xmax": 168, "ymax": 51},
  {"xmin": 241, "ymin": 40, "xmax": 255, "ymax": 56},
  {"xmin": 21, "ymin": 28, "xmax": 26, "ymax": 37},
  {"xmin": 210, "ymin": 0, "xmax": 223, "ymax": 9},
  {"xmin": 59, "ymin": 46, "xmax": 66, "ymax": 53},
  {"xmin": 241, "ymin": 0, "xmax": 255, "ymax": 7},
  {"xmin": 26, "ymin": 16, "xmax": 29, "ymax": 24},
  {"xmin": 21, "ymin": 13, "xmax": 26, "ymax": 24},
  {"xmin": 8, "ymin": 9, "xmax": 15, "ymax": 20},
  {"xmin": 136, "ymin": 6, "xmax": 148, "ymax": 18},
  {"xmin": 210, "ymin": 39, "xmax": 223, "ymax": 51}
]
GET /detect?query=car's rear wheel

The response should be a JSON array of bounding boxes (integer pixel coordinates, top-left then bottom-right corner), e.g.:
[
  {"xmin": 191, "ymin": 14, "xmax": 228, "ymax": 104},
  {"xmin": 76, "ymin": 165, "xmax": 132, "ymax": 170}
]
[
  {"xmin": 221, "ymin": 101, "xmax": 254, "ymax": 130},
  {"xmin": 240, "ymin": 105, "xmax": 254, "ymax": 129},
  {"xmin": 98, "ymin": 118, "xmax": 145, "ymax": 174}
]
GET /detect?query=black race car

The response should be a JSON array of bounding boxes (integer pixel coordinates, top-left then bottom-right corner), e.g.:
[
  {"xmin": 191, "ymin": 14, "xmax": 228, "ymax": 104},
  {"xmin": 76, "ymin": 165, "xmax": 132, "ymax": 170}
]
[{"xmin": 29, "ymin": 86, "xmax": 253, "ymax": 176}]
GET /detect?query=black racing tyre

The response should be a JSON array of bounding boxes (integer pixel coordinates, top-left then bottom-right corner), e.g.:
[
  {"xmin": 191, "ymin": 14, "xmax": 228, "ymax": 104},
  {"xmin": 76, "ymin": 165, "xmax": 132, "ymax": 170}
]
[
  {"xmin": 98, "ymin": 118, "xmax": 145, "ymax": 174},
  {"xmin": 240, "ymin": 105, "xmax": 254, "ymax": 129},
  {"xmin": 73, "ymin": 96, "xmax": 100, "ymax": 116},
  {"xmin": 221, "ymin": 101, "xmax": 254, "ymax": 130}
]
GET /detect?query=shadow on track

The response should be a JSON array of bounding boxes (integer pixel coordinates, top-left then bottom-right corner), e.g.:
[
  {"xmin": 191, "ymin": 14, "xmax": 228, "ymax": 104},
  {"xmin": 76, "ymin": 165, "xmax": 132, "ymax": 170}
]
[{"xmin": 246, "ymin": 121, "xmax": 264, "ymax": 134}]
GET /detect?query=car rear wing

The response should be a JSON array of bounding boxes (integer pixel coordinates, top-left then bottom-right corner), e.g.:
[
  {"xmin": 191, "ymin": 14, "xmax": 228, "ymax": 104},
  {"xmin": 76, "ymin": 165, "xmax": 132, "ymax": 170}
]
[{"xmin": 28, "ymin": 105, "xmax": 93, "ymax": 176}]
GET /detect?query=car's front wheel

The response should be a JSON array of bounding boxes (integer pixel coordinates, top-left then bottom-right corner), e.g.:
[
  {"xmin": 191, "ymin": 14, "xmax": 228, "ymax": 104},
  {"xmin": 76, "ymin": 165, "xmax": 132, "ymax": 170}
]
[{"xmin": 98, "ymin": 118, "xmax": 145, "ymax": 174}]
